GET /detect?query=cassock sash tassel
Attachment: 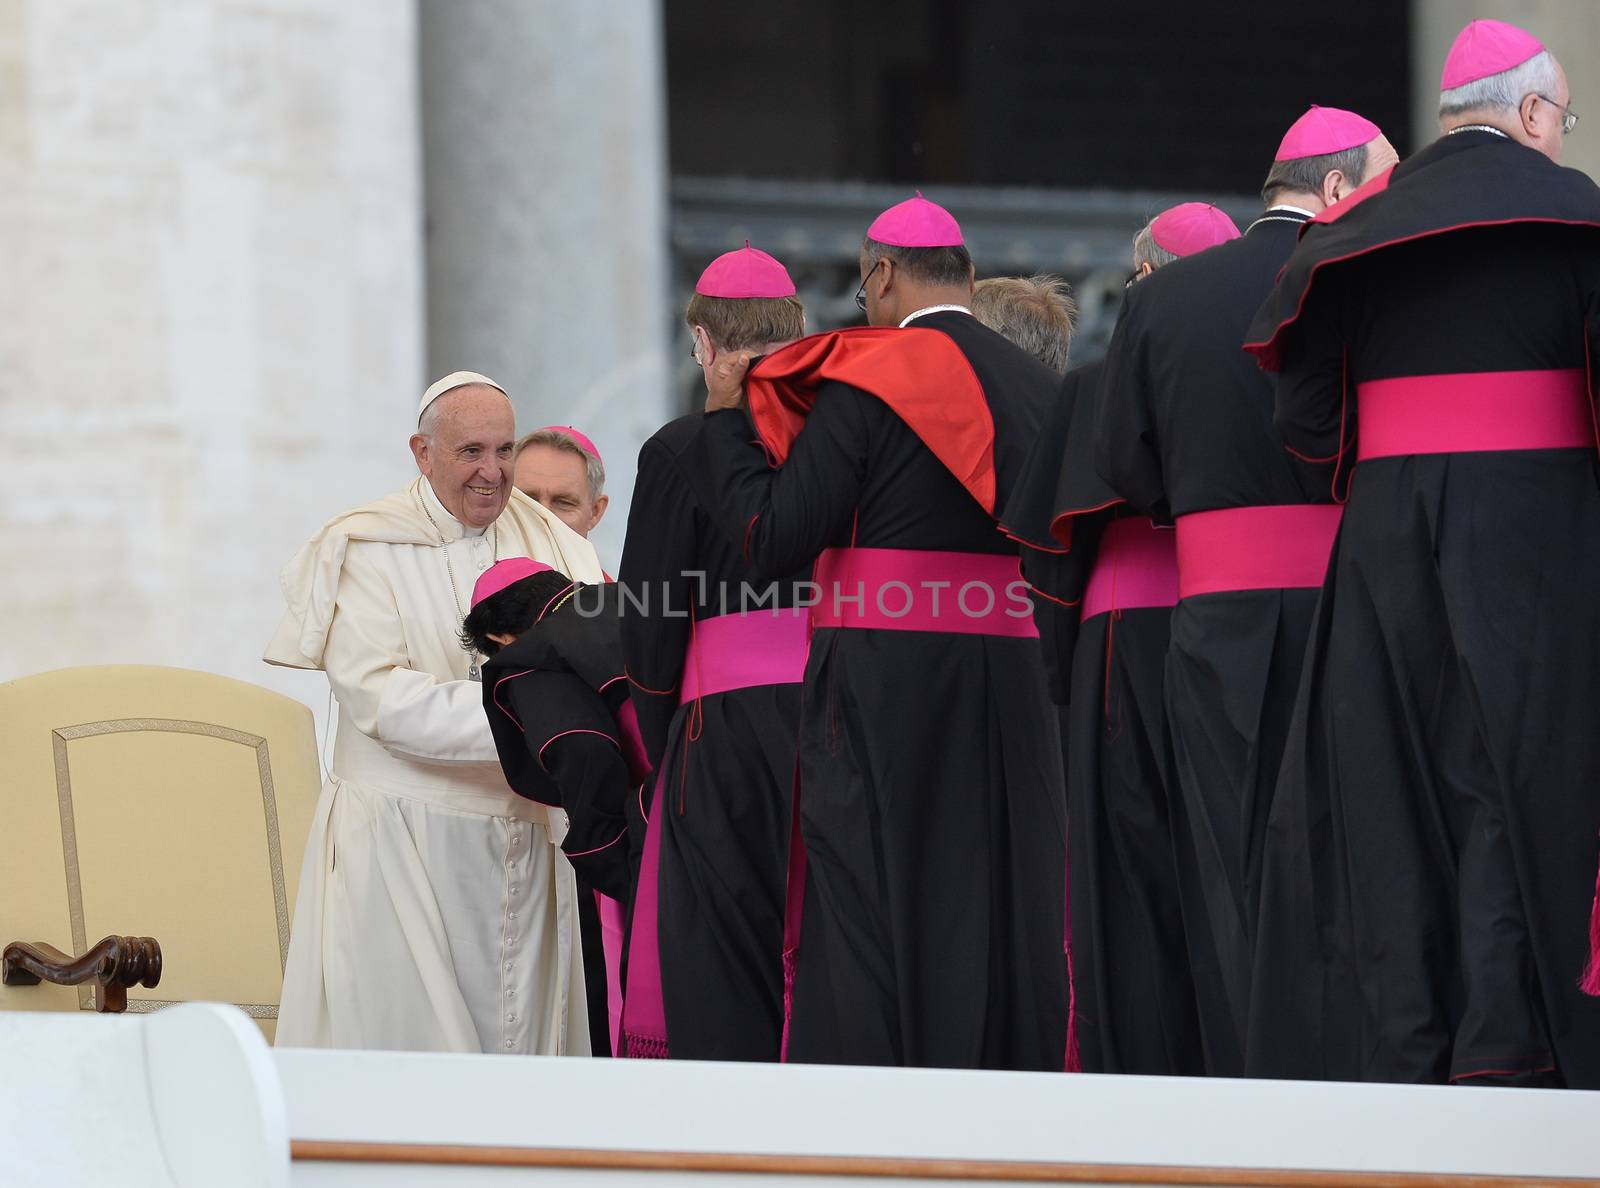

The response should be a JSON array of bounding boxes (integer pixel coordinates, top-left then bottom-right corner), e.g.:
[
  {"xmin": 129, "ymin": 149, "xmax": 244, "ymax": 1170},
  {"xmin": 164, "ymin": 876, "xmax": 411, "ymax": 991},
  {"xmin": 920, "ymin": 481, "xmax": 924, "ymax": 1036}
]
[{"xmin": 1582, "ymin": 841, "xmax": 1600, "ymax": 997}]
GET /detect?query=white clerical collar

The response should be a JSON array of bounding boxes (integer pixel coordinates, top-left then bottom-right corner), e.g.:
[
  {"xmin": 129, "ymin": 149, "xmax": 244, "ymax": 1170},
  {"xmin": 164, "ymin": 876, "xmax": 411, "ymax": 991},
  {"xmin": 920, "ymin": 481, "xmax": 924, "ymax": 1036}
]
[
  {"xmin": 900, "ymin": 304, "xmax": 973, "ymax": 328},
  {"xmin": 420, "ymin": 476, "xmax": 487, "ymax": 540},
  {"xmin": 1265, "ymin": 203, "xmax": 1317, "ymax": 220},
  {"xmin": 1447, "ymin": 123, "xmax": 1511, "ymax": 140}
]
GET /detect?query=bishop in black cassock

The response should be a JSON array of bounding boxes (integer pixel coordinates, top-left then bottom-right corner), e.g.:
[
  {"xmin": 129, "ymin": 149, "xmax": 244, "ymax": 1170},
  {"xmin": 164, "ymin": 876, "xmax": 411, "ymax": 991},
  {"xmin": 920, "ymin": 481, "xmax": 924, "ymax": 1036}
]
[
  {"xmin": 1093, "ymin": 109, "xmax": 1397, "ymax": 1074},
  {"xmin": 1245, "ymin": 20, "xmax": 1600, "ymax": 1088}
]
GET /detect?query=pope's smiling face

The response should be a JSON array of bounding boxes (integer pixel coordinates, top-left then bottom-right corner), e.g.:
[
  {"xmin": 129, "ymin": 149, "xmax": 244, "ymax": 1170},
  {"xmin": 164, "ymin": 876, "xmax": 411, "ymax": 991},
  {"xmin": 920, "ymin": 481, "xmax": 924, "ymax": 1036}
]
[{"xmin": 409, "ymin": 385, "xmax": 516, "ymax": 529}]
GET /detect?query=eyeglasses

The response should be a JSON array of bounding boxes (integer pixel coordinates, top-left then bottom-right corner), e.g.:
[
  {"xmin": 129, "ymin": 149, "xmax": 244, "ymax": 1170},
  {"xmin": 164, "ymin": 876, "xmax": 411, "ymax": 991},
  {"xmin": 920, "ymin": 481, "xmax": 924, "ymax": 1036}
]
[
  {"xmin": 1538, "ymin": 93, "xmax": 1579, "ymax": 135},
  {"xmin": 854, "ymin": 260, "xmax": 884, "ymax": 312}
]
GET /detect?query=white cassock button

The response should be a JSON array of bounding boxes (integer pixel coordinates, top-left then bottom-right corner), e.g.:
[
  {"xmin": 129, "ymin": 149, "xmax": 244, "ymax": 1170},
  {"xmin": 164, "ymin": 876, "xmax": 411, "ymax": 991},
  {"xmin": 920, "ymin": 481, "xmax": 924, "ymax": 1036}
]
[
  {"xmin": 504, "ymin": 1039, "xmax": 514, "ymax": 1050},
  {"xmin": 510, "ymin": 885, "xmax": 518, "ymax": 895},
  {"xmin": 507, "ymin": 1013, "xmax": 517, "ymax": 1024},
  {"xmin": 508, "ymin": 911, "xmax": 517, "ymax": 921},
  {"xmin": 507, "ymin": 987, "xmax": 515, "ymax": 998},
  {"xmin": 505, "ymin": 962, "xmax": 513, "ymax": 972},
  {"xmin": 508, "ymin": 934, "xmax": 517, "ymax": 945}
]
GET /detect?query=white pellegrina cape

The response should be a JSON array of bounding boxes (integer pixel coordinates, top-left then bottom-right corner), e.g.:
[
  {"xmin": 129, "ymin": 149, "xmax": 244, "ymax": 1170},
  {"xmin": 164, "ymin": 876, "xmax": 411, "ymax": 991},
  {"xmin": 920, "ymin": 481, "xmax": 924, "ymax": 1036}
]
[{"xmin": 266, "ymin": 478, "xmax": 603, "ymax": 1055}]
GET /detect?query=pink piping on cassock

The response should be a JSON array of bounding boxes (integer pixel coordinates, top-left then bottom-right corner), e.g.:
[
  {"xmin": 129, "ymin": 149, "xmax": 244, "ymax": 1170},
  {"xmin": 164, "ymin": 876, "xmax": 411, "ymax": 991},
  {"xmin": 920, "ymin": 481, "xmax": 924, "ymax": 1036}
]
[
  {"xmin": 564, "ymin": 828, "xmax": 626, "ymax": 860},
  {"xmin": 534, "ymin": 726, "xmax": 614, "ymax": 771},
  {"xmin": 491, "ymin": 667, "xmax": 542, "ymax": 730}
]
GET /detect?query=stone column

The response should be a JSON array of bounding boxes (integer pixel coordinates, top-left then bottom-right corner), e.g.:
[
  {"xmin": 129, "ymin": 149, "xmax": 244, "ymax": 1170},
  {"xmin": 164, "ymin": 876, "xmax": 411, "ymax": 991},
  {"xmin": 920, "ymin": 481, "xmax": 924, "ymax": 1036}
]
[
  {"xmin": 0, "ymin": 0, "xmax": 425, "ymax": 731},
  {"xmin": 418, "ymin": 0, "xmax": 672, "ymax": 566},
  {"xmin": 1413, "ymin": 0, "xmax": 1600, "ymax": 175}
]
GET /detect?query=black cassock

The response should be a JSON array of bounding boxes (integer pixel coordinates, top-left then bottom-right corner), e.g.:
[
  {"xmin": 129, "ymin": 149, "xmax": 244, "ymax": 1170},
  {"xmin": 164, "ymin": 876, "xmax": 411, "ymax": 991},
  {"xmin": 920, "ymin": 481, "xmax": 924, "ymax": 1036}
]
[
  {"xmin": 1245, "ymin": 130, "xmax": 1600, "ymax": 1087},
  {"xmin": 1004, "ymin": 359, "xmax": 1203, "ymax": 1076},
  {"xmin": 481, "ymin": 582, "xmax": 646, "ymax": 1056},
  {"xmin": 1094, "ymin": 210, "xmax": 1330, "ymax": 1075},
  {"xmin": 694, "ymin": 311, "xmax": 1069, "ymax": 1070},
  {"xmin": 618, "ymin": 413, "xmax": 805, "ymax": 1061}
]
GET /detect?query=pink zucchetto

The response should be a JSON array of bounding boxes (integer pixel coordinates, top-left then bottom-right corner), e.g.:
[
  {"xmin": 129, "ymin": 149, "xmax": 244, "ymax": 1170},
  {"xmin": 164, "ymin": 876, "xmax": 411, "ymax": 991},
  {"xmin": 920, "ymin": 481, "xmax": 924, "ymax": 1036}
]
[
  {"xmin": 866, "ymin": 192, "xmax": 964, "ymax": 248},
  {"xmin": 471, "ymin": 557, "xmax": 555, "ymax": 609},
  {"xmin": 535, "ymin": 425, "xmax": 602, "ymax": 464},
  {"xmin": 694, "ymin": 242, "xmax": 797, "ymax": 299},
  {"xmin": 1149, "ymin": 203, "xmax": 1241, "ymax": 257},
  {"xmin": 1441, "ymin": 19, "xmax": 1545, "ymax": 90},
  {"xmin": 1275, "ymin": 105, "xmax": 1384, "ymax": 161}
]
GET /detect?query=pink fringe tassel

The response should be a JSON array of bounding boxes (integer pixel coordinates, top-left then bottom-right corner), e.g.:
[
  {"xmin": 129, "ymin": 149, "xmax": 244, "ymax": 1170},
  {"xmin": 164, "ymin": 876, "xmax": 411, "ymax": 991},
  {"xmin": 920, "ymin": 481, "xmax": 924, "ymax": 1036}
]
[
  {"xmin": 1581, "ymin": 838, "xmax": 1600, "ymax": 997},
  {"xmin": 779, "ymin": 948, "xmax": 797, "ymax": 1062},
  {"xmin": 1064, "ymin": 945, "xmax": 1082, "ymax": 1072}
]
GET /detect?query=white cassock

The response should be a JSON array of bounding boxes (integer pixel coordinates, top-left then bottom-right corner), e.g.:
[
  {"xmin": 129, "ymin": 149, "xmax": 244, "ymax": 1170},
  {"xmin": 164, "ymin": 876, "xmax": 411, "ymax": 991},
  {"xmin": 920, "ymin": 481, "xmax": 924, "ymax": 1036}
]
[{"xmin": 265, "ymin": 476, "xmax": 604, "ymax": 1054}]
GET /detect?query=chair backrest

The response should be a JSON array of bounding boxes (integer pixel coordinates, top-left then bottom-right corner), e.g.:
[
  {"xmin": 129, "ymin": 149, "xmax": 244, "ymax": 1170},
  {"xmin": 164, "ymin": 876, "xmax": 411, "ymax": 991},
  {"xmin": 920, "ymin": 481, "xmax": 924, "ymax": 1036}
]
[{"xmin": 0, "ymin": 665, "xmax": 320, "ymax": 1041}]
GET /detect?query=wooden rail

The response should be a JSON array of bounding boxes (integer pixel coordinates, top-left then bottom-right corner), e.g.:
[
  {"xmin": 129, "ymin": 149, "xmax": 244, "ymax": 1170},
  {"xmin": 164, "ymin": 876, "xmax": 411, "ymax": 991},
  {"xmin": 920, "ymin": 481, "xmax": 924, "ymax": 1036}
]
[{"xmin": 289, "ymin": 1141, "xmax": 1600, "ymax": 1185}]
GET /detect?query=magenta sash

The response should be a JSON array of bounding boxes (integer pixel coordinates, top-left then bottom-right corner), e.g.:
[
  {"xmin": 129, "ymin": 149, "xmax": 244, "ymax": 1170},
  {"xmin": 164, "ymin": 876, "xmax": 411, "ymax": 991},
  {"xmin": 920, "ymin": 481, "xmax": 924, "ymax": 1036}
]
[
  {"xmin": 597, "ymin": 891, "xmax": 626, "ymax": 1055},
  {"xmin": 1080, "ymin": 517, "xmax": 1178, "ymax": 622},
  {"xmin": 680, "ymin": 609, "xmax": 809, "ymax": 702},
  {"xmin": 621, "ymin": 610, "xmax": 810, "ymax": 1059},
  {"xmin": 1357, "ymin": 368, "xmax": 1593, "ymax": 461},
  {"xmin": 1175, "ymin": 504, "xmax": 1342, "ymax": 599},
  {"xmin": 810, "ymin": 547, "xmax": 1038, "ymax": 637}
]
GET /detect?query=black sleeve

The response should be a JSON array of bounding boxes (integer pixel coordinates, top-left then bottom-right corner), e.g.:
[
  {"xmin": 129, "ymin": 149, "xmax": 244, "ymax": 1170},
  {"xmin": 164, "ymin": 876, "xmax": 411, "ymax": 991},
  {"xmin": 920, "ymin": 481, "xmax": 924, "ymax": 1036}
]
[
  {"xmin": 1093, "ymin": 294, "xmax": 1169, "ymax": 519},
  {"xmin": 1272, "ymin": 279, "xmax": 1356, "ymax": 503},
  {"xmin": 510, "ymin": 673, "xmax": 634, "ymax": 902},
  {"xmin": 618, "ymin": 438, "xmax": 695, "ymax": 771},
  {"xmin": 1020, "ymin": 514, "xmax": 1103, "ymax": 706},
  {"xmin": 691, "ymin": 384, "xmax": 871, "ymax": 580}
]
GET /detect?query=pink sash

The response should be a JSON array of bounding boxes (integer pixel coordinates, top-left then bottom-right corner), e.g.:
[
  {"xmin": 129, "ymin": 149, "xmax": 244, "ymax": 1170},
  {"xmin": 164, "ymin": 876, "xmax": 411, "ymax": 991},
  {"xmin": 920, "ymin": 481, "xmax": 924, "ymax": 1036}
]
[
  {"xmin": 1175, "ymin": 504, "xmax": 1342, "ymax": 599},
  {"xmin": 1080, "ymin": 517, "xmax": 1178, "ymax": 622},
  {"xmin": 621, "ymin": 610, "xmax": 809, "ymax": 1059},
  {"xmin": 810, "ymin": 547, "xmax": 1038, "ymax": 637},
  {"xmin": 1357, "ymin": 369, "xmax": 1593, "ymax": 460}
]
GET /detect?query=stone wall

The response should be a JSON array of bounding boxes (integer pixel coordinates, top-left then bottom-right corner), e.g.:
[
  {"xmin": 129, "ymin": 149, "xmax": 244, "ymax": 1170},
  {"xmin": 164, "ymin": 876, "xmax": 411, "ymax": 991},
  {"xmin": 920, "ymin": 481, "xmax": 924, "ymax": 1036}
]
[{"xmin": 0, "ymin": 0, "xmax": 425, "ymax": 742}]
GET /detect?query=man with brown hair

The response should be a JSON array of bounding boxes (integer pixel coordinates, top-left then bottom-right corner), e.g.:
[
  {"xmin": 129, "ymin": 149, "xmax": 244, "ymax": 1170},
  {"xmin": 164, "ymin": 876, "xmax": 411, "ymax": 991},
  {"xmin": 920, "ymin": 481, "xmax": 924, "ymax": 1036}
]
[
  {"xmin": 970, "ymin": 275, "xmax": 1077, "ymax": 374},
  {"xmin": 615, "ymin": 243, "xmax": 809, "ymax": 1060}
]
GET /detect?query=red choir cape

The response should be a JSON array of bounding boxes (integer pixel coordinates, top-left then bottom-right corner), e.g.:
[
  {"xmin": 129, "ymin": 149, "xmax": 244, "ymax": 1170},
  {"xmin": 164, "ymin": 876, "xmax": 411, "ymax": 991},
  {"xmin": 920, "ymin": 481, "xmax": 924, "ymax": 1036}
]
[{"xmin": 743, "ymin": 326, "xmax": 1000, "ymax": 515}]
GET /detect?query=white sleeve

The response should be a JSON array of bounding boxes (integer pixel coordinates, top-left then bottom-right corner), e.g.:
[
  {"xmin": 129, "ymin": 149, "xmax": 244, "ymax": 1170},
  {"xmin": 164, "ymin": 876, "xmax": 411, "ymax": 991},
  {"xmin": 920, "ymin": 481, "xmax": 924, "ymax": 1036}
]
[{"xmin": 321, "ymin": 541, "xmax": 499, "ymax": 763}]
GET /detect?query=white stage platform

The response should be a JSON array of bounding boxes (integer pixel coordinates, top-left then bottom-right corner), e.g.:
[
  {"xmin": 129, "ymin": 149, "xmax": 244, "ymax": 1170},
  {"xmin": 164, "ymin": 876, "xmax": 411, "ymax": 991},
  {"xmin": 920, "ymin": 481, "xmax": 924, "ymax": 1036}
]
[{"xmin": 4, "ymin": 1005, "xmax": 1598, "ymax": 1186}]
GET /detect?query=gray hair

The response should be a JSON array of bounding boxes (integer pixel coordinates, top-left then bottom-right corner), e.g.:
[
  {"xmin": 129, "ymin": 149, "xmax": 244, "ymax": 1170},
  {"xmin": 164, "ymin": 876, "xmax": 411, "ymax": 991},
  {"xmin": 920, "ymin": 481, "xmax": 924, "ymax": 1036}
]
[
  {"xmin": 1131, "ymin": 223, "xmax": 1179, "ymax": 273},
  {"xmin": 1439, "ymin": 49, "xmax": 1561, "ymax": 119},
  {"xmin": 970, "ymin": 274, "xmax": 1078, "ymax": 374},
  {"xmin": 514, "ymin": 429, "xmax": 605, "ymax": 501},
  {"xmin": 861, "ymin": 238, "xmax": 975, "ymax": 288},
  {"xmin": 1260, "ymin": 142, "xmax": 1370, "ymax": 205}
]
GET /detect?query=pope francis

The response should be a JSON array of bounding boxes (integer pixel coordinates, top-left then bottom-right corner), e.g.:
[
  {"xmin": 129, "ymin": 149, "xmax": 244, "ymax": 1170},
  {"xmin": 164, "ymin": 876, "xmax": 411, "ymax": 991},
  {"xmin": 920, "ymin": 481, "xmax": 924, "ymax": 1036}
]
[{"xmin": 265, "ymin": 372, "xmax": 604, "ymax": 1054}]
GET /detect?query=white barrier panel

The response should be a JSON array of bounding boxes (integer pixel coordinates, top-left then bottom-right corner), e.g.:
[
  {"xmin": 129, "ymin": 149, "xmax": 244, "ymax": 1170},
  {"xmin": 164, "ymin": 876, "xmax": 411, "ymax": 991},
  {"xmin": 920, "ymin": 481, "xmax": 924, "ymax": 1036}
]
[
  {"xmin": 276, "ymin": 1047, "xmax": 1600, "ymax": 1185},
  {"xmin": 0, "ymin": 1003, "xmax": 289, "ymax": 1188}
]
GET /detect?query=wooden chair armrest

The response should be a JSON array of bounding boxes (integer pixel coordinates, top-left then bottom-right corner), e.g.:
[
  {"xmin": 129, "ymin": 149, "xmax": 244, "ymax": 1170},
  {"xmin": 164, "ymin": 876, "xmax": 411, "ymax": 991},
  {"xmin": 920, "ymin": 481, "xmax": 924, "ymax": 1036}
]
[{"xmin": 3, "ymin": 936, "xmax": 163, "ymax": 1013}]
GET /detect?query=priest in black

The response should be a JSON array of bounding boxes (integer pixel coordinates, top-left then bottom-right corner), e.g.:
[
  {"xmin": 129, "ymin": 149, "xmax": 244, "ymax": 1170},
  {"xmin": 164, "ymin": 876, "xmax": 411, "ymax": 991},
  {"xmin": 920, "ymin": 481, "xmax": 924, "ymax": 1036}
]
[
  {"xmin": 616, "ymin": 244, "xmax": 809, "ymax": 1062},
  {"xmin": 1002, "ymin": 203, "xmax": 1240, "ymax": 1076},
  {"xmin": 1245, "ymin": 21, "xmax": 1600, "ymax": 1088},
  {"xmin": 693, "ymin": 195, "xmax": 1069, "ymax": 1070},
  {"xmin": 1093, "ymin": 109, "xmax": 1397, "ymax": 1075}
]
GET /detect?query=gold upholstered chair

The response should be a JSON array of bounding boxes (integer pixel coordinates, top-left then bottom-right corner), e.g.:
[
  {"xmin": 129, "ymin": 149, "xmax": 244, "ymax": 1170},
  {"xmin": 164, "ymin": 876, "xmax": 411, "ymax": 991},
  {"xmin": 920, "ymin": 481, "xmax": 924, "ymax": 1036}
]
[{"xmin": 0, "ymin": 665, "xmax": 320, "ymax": 1041}]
